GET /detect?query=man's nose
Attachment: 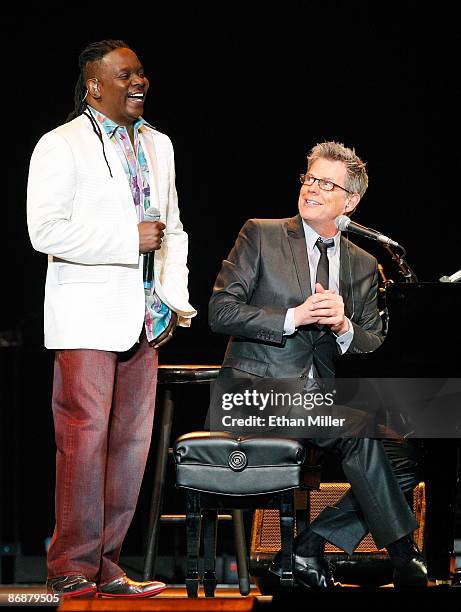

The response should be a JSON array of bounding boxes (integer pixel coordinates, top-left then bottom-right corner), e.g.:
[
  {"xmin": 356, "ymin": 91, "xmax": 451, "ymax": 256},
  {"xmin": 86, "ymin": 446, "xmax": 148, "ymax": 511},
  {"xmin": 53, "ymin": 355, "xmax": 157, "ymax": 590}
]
[
  {"xmin": 307, "ymin": 180, "xmax": 320, "ymax": 193},
  {"xmin": 132, "ymin": 75, "xmax": 145, "ymax": 87}
]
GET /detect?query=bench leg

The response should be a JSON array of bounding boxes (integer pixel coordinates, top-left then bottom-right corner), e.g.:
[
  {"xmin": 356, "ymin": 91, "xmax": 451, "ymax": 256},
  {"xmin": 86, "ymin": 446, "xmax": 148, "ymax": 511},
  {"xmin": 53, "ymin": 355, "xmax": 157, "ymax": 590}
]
[
  {"xmin": 185, "ymin": 490, "xmax": 201, "ymax": 598},
  {"xmin": 279, "ymin": 492, "xmax": 295, "ymax": 587},
  {"xmin": 232, "ymin": 509, "xmax": 251, "ymax": 595},
  {"xmin": 202, "ymin": 508, "xmax": 218, "ymax": 597}
]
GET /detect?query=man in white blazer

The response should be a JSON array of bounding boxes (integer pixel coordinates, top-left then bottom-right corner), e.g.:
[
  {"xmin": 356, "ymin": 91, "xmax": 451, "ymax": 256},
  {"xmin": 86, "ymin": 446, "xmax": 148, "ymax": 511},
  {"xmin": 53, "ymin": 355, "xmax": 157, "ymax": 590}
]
[{"xmin": 27, "ymin": 40, "xmax": 196, "ymax": 599}]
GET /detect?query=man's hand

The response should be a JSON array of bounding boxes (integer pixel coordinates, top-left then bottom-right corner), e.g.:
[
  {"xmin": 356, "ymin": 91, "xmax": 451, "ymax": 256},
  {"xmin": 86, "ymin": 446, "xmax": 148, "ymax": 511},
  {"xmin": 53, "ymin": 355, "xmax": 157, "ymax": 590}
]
[
  {"xmin": 294, "ymin": 283, "xmax": 349, "ymax": 335},
  {"xmin": 150, "ymin": 312, "xmax": 178, "ymax": 349},
  {"xmin": 138, "ymin": 221, "xmax": 166, "ymax": 253}
]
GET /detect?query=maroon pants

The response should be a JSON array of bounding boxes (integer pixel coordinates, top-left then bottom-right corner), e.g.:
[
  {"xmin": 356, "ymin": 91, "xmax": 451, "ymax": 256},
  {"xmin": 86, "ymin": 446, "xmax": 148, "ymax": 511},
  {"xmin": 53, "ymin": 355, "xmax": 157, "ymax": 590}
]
[{"xmin": 47, "ymin": 334, "xmax": 158, "ymax": 583}]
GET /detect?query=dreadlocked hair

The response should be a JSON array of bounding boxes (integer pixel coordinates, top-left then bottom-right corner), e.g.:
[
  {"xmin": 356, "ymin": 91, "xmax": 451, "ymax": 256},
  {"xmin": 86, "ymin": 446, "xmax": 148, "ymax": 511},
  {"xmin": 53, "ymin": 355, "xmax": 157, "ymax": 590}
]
[{"xmin": 66, "ymin": 39, "xmax": 131, "ymax": 178}]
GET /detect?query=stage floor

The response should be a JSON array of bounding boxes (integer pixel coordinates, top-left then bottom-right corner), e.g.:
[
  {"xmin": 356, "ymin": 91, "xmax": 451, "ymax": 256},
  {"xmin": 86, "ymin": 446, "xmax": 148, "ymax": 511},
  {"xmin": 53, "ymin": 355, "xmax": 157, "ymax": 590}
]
[{"xmin": 1, "ymin": 582, "xmax": 460, "ymax": 609}]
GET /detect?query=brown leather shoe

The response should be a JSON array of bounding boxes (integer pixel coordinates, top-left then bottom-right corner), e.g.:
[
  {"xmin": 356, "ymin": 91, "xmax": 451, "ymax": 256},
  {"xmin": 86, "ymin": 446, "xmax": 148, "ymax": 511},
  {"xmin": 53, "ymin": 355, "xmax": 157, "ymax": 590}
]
[
  {"xmin": 46, "ymin": 574, "xmax": 96, "ymax": 598},
  {"xmin": 97, "ymin": 574, "xmax": 166, "ymax": 598}
]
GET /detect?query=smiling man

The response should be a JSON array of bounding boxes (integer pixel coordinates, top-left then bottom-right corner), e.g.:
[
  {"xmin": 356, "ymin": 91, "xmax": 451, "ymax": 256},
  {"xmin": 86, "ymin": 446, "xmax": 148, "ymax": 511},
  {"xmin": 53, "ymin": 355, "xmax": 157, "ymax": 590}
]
[
  {"xmin": 209, "ymin": 141, "xmax": 427, "ymax": 589},
  {"xmin": 27, "ymin": 40, "xmax": 196, "ymax": 598}
]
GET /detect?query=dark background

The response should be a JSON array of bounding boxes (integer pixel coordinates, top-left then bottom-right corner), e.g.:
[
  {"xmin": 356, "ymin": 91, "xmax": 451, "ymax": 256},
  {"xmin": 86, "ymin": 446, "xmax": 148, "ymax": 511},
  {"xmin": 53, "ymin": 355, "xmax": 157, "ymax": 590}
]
[
  {"xmin": 2, "ymin": 2, "xmax": 460, "ymax": 580},
  {"xmin": 5, "ymin": 3, "xmax": 461, "ymax": 360}
]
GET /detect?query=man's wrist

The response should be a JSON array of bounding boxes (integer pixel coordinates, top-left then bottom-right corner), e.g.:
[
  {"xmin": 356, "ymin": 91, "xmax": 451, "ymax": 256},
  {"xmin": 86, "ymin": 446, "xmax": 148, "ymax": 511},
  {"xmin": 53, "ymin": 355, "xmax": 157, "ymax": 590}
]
[
  {"xmin": 333, "ymin": 319, "xmax": 349, "ymax": 336},
  {"xmin": 284, "ymin": 308, "xmax": 296, "ymax": 335},
  {"xmin": 293, "ymin": 306, "xmax": 301, "ymax": 329}
]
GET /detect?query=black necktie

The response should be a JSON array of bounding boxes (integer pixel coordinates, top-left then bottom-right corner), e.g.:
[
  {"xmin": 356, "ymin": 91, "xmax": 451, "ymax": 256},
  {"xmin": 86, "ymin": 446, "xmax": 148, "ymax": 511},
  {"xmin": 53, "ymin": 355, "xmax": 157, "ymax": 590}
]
[{"xmin": 315, "ymin": 238, "xmax": 334, "ymax": 290}]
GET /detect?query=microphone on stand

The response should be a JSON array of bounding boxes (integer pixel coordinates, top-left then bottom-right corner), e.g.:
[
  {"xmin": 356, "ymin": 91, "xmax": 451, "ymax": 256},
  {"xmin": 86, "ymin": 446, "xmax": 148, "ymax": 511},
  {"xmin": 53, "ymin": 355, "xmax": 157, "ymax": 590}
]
[
  {"xmin": 143, "ymin": 206, "xmax": 161, "ymax": 295},
  {"xmin": 335, "ymin": 215, "xmax": 401, "ymax": 247},
  {"xmin": 335, "ymin": 215, "xmax": 418, "ymax": 282}
]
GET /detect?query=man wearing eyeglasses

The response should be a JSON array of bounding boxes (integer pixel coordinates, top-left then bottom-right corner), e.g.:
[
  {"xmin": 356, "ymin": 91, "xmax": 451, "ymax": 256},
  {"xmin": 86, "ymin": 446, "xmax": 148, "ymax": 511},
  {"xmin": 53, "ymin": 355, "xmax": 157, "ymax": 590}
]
[{"xmin": 209, "ymin": 141, "xmax": 426, "ymax": 589}]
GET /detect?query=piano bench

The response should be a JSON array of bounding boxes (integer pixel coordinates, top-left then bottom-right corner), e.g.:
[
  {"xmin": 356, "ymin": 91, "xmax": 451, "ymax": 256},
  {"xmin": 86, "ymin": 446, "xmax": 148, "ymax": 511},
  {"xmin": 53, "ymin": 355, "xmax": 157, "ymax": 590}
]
[{"xmin": 173, "ymin": 431, "xmax": 312, "ymax": 597}]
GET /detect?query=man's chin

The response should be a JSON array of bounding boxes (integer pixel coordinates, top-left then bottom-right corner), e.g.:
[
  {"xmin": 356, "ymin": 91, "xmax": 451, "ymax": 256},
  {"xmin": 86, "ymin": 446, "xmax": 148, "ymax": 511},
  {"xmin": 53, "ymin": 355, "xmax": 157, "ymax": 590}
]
[{"xmin": 125, "ymin": 104, "xmax": 144, "ymax": 120}]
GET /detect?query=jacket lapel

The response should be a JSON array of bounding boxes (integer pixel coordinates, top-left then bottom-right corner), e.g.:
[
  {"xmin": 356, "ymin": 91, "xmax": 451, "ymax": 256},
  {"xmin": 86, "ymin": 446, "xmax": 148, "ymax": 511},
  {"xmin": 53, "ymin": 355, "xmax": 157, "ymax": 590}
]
[
  {"xmin": 285, "ymin": 220, "xmax": 357, "ymax": 332},
  {"xmin": 85, "ymin": 117, "xmax": 163, "ymax": 221},
  {"xmin": 339, "ymin": 235, "xmax": 356, "ymax": 320},
  {"xmin": 286, "ymin": 215, "xmax": 311, "ymax": 301},
  {"xmin": 139, "ymin": 129, "xmax": 162, "ymax": 215},
  {"xmin": 88, "ymin": 119, "xmax": 139, "ymax": 223}
]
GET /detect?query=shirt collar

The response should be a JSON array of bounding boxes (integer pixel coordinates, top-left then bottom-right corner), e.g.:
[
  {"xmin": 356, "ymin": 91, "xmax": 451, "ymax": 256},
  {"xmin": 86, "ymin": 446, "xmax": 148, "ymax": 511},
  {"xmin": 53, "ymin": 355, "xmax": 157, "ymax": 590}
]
[
  {"xmin": 302, "ymin": 220, "xmax": 341, "ymax": 256},
  {"xmin": 86, "ymin": 105, "xmax": 151, "ymax": 138}
]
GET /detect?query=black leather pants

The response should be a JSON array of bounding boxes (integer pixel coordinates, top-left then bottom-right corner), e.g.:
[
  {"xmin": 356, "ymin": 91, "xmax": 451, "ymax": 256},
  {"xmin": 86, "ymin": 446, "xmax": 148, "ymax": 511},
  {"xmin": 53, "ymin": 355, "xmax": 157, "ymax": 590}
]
[{"xmin": 303, "ymin": 438, "xmax": 419, "ymax": 554}]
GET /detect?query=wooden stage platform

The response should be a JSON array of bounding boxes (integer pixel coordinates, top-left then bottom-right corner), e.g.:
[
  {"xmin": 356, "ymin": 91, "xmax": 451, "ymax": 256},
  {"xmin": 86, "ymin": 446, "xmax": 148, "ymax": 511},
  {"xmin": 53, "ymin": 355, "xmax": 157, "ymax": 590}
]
[
  {"xmin": 1, "ymin": 582, "xmax": 459, "ymax": 609},
  {"xmin": 59, "ymin": 588, "xmax": 258, "ymax": 611}
]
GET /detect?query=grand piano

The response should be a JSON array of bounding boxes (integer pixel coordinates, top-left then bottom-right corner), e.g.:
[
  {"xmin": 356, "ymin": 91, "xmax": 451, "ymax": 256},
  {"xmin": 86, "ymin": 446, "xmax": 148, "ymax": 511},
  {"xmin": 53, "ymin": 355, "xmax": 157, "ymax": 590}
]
[{"xmin": 336, "ymin": 281, "xmax": 461, "ymax": 581}]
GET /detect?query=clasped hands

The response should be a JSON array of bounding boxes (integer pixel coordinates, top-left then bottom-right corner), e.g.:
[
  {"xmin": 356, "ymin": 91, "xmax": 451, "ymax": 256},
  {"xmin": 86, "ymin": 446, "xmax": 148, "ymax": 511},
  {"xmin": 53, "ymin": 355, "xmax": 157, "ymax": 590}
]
[{"xmin": 293, "ymin": 283, "xmax": 349, "ymax": 335}]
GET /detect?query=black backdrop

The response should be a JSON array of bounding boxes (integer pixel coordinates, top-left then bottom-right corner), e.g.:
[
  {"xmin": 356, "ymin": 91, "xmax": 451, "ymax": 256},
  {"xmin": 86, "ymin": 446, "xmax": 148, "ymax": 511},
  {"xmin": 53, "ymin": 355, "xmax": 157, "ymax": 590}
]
[
  {"xmin": 2, "ymin": 3, "xmax": 460, "ymax": 573},
  {"xmin": 5, "ymin": 3, "xmax": 461, "ymax": 361}
]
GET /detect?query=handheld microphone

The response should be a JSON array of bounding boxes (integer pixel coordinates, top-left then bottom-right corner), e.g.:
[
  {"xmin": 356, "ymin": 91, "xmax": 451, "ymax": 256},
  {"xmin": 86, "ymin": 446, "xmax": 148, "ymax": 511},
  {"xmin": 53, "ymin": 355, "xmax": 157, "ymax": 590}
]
[
  {"xmin": 143, "ymin": 206, "xmax": 161, "ymax": 294},
  {"xmin": 335, "ymin": 215, "xmax": 400, "ymax": 247}
]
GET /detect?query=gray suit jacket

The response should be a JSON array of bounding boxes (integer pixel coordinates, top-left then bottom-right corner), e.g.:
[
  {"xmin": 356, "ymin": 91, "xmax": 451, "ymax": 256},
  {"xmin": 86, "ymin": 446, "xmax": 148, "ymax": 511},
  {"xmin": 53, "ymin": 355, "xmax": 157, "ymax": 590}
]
[{"xmin": 209, "ymin": 215, "xmax": 383, "ymax": 379}]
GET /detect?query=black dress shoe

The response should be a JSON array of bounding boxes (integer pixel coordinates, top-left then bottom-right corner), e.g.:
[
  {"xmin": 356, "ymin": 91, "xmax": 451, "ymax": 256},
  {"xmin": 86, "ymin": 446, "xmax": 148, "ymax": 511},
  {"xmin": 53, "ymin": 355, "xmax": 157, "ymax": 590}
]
[
  {"xmin": 46, "ymin": 574, "xmax": 96, "ymax": 598},
  {"xmin": 269, "ymin": 552, "xmax": 334, "ymax": 589},
  {"xmin": 97, "ymin": 574, "xmax": 166, "ymax": 598},
  {"xmin": 392, "ymin": 551, "xmax": 428, "ymax": 588}
]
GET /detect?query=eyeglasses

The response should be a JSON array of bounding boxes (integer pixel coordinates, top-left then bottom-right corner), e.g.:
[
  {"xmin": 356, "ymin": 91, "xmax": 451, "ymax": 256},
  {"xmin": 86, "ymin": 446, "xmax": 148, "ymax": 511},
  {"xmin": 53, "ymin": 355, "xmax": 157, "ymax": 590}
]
[{"xmin": 299, "ymin": 173, "xmax": 352, "ymax": 194}]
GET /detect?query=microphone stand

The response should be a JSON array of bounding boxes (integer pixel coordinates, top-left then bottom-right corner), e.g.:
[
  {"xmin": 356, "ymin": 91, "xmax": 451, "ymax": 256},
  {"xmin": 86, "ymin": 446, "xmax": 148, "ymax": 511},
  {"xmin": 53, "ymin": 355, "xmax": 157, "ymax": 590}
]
[
  {"xmin": 379, "ymin": 245, "xmax": 417, "ymax": 435},
  {"xmin": 377, "ymin": 264, "xmax": 393, "ymax": 337},
  {"xmin": 382, "ymin": 243, "xmax": 418, "ymax": 283}
]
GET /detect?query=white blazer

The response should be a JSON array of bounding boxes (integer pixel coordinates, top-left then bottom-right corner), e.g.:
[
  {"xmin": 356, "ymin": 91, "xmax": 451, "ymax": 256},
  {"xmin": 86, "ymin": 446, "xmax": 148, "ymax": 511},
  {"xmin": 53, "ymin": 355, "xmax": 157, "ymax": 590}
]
[{"xmin": 27, "ymin": 114, "xmax": 197, "ymax": 351}]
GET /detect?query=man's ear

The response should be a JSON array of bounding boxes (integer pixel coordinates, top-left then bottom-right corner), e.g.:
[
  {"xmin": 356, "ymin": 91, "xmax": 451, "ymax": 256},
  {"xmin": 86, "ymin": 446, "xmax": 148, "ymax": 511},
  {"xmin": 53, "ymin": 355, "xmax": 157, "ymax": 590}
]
[
  {"xmin": 344, "ymin": 193, "xmax": 360, "ymax": 215},
  {"xmin": 86, "ymin": 78, "xmax": 101, "ymax": 99}
]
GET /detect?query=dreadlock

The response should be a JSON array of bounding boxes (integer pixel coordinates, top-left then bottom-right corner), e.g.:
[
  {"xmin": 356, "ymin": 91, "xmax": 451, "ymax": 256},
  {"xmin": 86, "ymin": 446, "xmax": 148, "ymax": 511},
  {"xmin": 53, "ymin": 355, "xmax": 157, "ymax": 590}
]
[{"xmin": 66, "ymin": 39, "xmax": 131, "ymax": 178}]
